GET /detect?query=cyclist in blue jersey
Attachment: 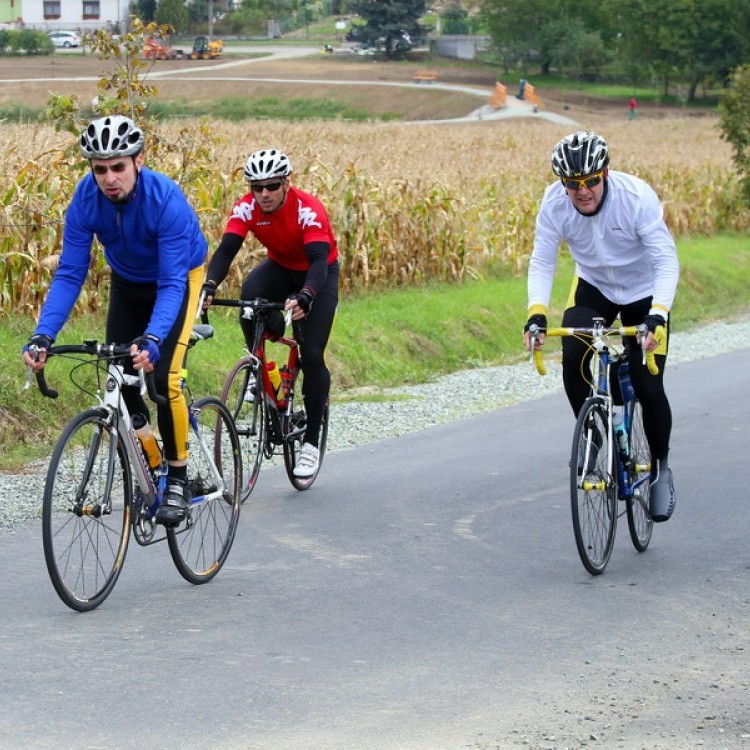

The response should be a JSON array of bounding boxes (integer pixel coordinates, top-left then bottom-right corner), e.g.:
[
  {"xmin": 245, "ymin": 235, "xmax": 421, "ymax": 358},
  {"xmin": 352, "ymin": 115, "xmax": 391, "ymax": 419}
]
[{"xmin": 22, "ymin": 115, "xmax": 208, "ymax": 526}]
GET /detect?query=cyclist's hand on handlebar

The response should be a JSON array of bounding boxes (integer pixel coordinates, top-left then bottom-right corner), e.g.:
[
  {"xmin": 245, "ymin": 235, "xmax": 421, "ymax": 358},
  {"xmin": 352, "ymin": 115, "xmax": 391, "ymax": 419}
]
[
  {"xmin": 22, "ymin": 333, "xmax": 53, "ymax": 372},
  {"xmin": 638, "ymin": 314, "xmax": 666, "ymax": 353},
  {"xmin": 201, "ymin": 282, "xmax": 217, "ymax": 310},
  {"xmin": 130, "ymin": 334, "xmax": 160, "ymax": 372},
  {"xmin": 523, "ymin": 313, "xmax": 547, "ymax": 351},
  {"xmin": 286, "ymin": 288, "xmax": 314, "ymax": 321}
]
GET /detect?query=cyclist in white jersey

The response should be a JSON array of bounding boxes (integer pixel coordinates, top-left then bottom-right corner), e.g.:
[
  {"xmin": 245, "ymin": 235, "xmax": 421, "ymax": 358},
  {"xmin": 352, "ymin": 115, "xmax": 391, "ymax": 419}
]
[{"xmin": 523, "ymin": 131, "xmax": 679, "ymax": 522}]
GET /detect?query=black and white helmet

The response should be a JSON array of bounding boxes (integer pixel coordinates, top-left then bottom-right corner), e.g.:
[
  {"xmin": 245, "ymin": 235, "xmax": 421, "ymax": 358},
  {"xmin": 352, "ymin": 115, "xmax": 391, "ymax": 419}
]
[
  {"xmin": 79, "ymin": 116, "xmax": 144, "ymax": 159},
  {"xmin": 551, "ymin": 131, "xmax": 609, "ymax": 178},
  {"xmin": 243, "ymin": 149, "xmax": 292, "ymax": 181}
]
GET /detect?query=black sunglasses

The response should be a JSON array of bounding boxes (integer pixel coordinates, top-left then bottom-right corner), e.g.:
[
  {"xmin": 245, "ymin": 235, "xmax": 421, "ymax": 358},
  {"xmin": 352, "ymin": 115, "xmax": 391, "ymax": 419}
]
[{"xmin": 251, "ymin": 180, "xmax": 285, "ymax": 194}]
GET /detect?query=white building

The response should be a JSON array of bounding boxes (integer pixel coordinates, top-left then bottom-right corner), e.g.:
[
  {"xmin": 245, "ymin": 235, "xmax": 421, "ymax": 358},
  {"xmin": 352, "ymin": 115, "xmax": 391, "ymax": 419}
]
[{"xmin": 5, "ymin": 0, "xmax": 131, "ymax": 32}]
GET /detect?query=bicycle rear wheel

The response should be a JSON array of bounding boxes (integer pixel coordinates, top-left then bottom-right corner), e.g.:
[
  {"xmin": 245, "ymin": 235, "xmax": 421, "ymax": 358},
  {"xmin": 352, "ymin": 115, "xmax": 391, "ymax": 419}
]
[
  {"xmin": 570, "ymin": 396, "xmax": 617, "ymax": 575},
  {"xmin": 626, "ymin": 399, "xmax": 653, "ymax": 551},
  {"xmin": 221, "ymin": 359, "xmax": 265, "ymax": 503},
  {"xmin": 168, "ymin": 396, "xmax": 241, "ymax": 584},
  {"xmin": 283, "ymin": 398, "xmax": 329, "ymax": 491},
  {"xmin": 42, "ymin": 408, "xmax": 132, "ymax": 611}
]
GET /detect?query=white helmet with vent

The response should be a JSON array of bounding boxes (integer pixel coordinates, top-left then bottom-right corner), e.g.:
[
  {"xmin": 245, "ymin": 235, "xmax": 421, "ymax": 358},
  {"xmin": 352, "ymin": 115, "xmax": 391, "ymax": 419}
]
[
  {"xmin": 243, "ymin": 149, "xmax": 292, "ymax": 181},
  {"xmin": 551, "ymin": 131, "xmax": 609, "ymax": 177},
  {"xmin": 79, "ymin": 115, "xmax": 144, "ymax": 159}
]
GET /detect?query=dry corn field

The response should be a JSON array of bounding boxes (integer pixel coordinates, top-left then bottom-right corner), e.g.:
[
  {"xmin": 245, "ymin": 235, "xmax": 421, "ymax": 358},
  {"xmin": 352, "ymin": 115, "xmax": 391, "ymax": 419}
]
[{"xmin": 1, "ymin": 115, "xmax": 747, "ymax": 317}]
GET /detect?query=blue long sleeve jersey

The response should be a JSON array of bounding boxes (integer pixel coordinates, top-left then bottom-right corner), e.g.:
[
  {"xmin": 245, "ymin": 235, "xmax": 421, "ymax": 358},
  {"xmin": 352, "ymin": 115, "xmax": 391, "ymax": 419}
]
[{"xmin": 35, "ymin": 167, "xmax": 208, "ymax": 343}]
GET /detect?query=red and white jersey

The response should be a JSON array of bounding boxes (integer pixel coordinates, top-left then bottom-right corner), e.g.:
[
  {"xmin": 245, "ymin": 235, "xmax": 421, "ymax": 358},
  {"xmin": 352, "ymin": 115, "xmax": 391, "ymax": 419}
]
[{"xmin": 224, "ymin": 185, "xmax": 338, "ymax": 270}]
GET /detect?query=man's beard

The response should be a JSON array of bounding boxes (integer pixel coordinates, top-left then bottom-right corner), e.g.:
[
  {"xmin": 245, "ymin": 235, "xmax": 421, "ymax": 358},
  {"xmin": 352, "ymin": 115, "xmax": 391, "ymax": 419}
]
[{"xmin": 107, "ymin": 189, "xmax": 134, "ymax": 205}]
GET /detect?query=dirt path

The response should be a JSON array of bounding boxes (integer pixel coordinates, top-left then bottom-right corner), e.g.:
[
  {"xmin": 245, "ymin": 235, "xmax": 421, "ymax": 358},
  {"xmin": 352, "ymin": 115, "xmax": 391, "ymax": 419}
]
[{"xmin": 0, "ymin": 50, "xmax": 627, "ymax": 123}]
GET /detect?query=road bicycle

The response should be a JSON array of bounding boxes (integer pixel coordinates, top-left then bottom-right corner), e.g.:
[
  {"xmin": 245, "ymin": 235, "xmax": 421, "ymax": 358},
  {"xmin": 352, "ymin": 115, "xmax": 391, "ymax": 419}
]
[
  {"xmin": 206, "ymin": 297, "xmax": 329, "ymax": 500},
  {"xmin": 27, "ymin": 325, "xmax": 242, "ymax": 611},
  {"xmin": 528, "ymin": 318, "xmax": 659, "ymax": 575}
]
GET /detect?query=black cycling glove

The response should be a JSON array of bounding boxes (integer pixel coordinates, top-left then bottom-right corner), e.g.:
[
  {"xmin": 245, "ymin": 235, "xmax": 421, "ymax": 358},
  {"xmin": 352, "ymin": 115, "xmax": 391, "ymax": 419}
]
[
  {"xmin": 290, "ymin": 289, "xmax": 314, "ymax": 315},
  {"xmin": 642, "ymin": 314, "xmax": 666, "ymax": 334},
  {"xmin": 23, "ymin": 333, "xmax": 53, "ymax": 356},
  {"xmin": 523, "ymin": 313, "xmax": 548, "ymax": 333}
]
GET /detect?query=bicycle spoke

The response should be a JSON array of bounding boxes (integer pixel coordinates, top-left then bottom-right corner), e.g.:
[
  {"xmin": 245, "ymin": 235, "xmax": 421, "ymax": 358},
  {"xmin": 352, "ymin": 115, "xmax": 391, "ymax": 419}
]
[
  {"xmin": 221, "ymin": 359, "xmax": 265, "ymax": 502},
  {"xmin": 626, "ymin": 400, "xmax": 654, "ymax": 551},
  {"xmin": 168, "ymin": 397, "xmax": 241, "ymax": 584},
  {"xmin": 42, "ymin": 410, "xmax": 131, "ymax": 611},
  {"xmin": 570, "ymin": 398, "xmax": 617, "ymax": 575}
]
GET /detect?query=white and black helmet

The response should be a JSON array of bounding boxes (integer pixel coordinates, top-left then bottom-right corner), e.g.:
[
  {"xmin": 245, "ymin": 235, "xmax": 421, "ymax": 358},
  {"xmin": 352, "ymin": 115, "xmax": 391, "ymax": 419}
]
[
  {"xmin": 243, "ymin": 148, "xmax": 292, "ymax": 181},
  {"xmin": 551, "ymin": 131, "xmax": 609, "ymax": 178},
  {"xmin": 79, "ymin": 115, "xmax": 145, "ymax": 159}
]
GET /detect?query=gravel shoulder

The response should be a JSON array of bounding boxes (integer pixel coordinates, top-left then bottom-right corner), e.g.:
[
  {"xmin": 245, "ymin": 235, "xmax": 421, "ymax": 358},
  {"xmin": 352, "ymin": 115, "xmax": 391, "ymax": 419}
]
[{"xmin": 2, "ymin": 317, "xmax": 748, "ymax": 532}]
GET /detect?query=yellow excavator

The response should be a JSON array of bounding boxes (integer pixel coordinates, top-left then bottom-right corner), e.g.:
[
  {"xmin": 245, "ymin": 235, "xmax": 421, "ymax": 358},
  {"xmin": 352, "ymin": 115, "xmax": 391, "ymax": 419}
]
[{"xmin": 189, "ymin": 36, "xmax": 223, "ymax": 60}]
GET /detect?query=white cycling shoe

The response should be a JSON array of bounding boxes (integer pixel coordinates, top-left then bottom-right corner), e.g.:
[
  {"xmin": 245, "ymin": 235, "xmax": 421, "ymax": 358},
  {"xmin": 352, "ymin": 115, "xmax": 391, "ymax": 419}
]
[{"xmin": 293, "ymin": 442, "xmax": 320, "ymax": 478}]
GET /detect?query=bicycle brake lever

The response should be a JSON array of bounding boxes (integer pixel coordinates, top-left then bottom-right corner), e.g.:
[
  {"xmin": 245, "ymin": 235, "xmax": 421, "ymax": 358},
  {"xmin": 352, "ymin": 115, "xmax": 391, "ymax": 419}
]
[
  {"xmin": 637, "ymin": 324, "xmax": 648, "ymax": 364},
  {"xmin": 24, "ymin": 365, "xmax": 33, "ymax": 390}
]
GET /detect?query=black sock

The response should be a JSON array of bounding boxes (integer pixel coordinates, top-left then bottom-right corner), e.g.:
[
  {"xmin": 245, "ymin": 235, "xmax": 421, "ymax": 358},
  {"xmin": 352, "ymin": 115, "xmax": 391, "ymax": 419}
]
[{"xmin": 168, "ymin": 465, "xmax": 187, "ymax": 483}]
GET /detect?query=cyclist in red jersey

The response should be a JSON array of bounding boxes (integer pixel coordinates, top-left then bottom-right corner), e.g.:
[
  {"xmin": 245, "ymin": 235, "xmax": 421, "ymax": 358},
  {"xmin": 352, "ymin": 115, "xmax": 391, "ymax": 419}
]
[{"xmin": 202, "ymin": 148, "xmax": 339, "ymax": 478}]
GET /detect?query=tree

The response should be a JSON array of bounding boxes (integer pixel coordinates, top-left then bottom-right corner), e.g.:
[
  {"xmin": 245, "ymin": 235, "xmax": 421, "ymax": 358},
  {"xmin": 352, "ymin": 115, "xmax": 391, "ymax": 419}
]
[
  {"xmin": 604, "ymin": 0, "xmax": 750, "ymax": 100},
  {"xmin": 479, "ymin": 0, "xmax": 608, "ymax": 75},
  {"xmin": 442, "ymin": 1, "xmax": 469, "ymax": 35},
  {"xmin": 155, "ymin": 0, "xmax": 188, "ymax": 33},
  {"xmin": 130, "ymin": 0, "xmax": 157, "ymax": 23},
  {"xmin": 349, "ymin": 0, "xmax": 427, "ymax": 59},
  {"xmin": 720, "ymin": 65, "xmax": 750, "ymax": 203}
]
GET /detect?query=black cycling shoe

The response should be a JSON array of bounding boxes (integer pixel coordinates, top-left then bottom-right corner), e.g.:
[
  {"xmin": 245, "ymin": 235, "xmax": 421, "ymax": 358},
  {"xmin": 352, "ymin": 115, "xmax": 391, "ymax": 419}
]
[{"xmin": 155, "ymin": 479, "xmax": 189, "ymax": 527}]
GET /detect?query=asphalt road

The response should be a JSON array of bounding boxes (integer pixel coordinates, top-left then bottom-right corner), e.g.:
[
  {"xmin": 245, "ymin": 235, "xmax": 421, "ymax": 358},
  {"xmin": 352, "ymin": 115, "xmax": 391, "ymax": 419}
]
[{"xmin": 1, "ymin": 349, "xmax": 749, "ymax": 749}]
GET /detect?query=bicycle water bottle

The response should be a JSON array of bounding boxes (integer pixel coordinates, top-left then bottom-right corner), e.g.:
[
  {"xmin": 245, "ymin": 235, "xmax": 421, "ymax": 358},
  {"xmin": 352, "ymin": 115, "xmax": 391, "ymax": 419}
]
[
  {"xmin": 612, "ymin": 410, "xmax": 629, "ymax": 456},
  {"xmin": 618, "ymin": 358, "xmax": 634, "ymax": 403},
  {"xmin": 277, "ymin": 365, "xmax": 291, "ymax": 408},
  {"xmin": 132, "ymin": 413, "xmax": 162, "ymax": 469},
  {"xmin": 266, "ymin": 360, "xmax": 282, "ymax": 395}
]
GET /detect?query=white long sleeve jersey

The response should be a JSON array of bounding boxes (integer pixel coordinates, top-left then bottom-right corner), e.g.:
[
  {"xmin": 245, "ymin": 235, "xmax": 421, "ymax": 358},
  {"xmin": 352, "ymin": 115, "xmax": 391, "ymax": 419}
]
[{"xmin": 527, "ymin": 170, "xmax": 679, "ymax": 312}]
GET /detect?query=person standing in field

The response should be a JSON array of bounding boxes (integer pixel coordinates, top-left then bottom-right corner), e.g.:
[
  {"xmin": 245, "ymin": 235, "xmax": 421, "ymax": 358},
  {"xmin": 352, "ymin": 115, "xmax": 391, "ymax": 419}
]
[
  {"xmin": 201, "ymin": 148, "xmax": 339, "ymax": 479},
  {"xmin": 628, "ymin": 96, "xmax": 638, "ymax": 119},
  {"xmin": 22, "ymin": 115, "xmax": 208, "ymax": 527},
  {"xmin": 523, "ymin": 130, "xmax": 679, "ymax": 522}
]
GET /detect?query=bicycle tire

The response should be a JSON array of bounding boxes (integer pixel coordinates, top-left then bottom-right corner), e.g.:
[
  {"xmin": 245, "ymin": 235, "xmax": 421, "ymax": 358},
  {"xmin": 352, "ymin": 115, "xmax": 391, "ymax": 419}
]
[
  {"xmin": 42, "ymin": 408, "xmax": 132, "ymax": 611},
  {"xmin": 283, "ymin": 398, "xmax": 329, "ymax": 491},
  {"xmin": 570, "ymin": 396, "xmax": 617, "ymax": 575},
  {"xmin": 221, "ymin": 358, "xmax": 266, "ymax": 503},
  {"xmin": 168, "ymin": 396, "xmax": 241, "ymax": 584},
  {"xmin": 626, "ymin": 399, "xmax": 653, "ymax": 552}
]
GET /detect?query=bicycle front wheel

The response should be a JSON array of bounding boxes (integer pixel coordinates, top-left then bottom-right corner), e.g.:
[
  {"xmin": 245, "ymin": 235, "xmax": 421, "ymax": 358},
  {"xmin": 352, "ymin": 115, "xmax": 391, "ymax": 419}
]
[
  {"xmin": 284, "ymin": 399, "xmax": 329, "ymax": 491},
  {"xmin": 168, "ymin": 396, "xmax": 241, "ymax": 584},
  {"xmin": 570, "ymin": 396, "xmax": 617, "ymax": 575},
  {"xmin": 42, "ymin": 408, "xmax": 132, "ymax": 611},
  {"xmin": 626, "ymin": 399, "xmax": 653, "ymax": 552},
  {"xmin": 221, "ymin": 359, "xmax": 265, "ymax": 503}
]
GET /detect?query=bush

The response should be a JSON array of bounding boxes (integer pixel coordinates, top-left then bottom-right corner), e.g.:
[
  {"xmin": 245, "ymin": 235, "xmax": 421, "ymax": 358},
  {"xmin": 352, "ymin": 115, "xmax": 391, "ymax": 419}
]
[
  {"xmin": 0, "ymin": 28, "xmax": 54, "ymax": 55},
  {"xmin": 720, "ymin": 64, "xmax": 750, "ymax": 204}
]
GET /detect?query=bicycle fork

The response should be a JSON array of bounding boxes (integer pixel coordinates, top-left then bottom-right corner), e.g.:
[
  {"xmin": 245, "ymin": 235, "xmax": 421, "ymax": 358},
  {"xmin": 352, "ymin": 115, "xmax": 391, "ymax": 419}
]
[{"xmin": 187, "ymin": 408, "xmax": 230, "ymax": 504}]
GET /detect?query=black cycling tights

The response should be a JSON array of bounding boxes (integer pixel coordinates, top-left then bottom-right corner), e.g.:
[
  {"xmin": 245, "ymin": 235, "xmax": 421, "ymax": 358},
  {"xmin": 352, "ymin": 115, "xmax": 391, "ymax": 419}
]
[
  {"xmin": 107, "ymin": 271, "xmax": 194, "ymax": 462},
  {"xmin": 240, "ymin": 259, "xmax": 339, "ymax": 448},
  {"xmin": 561, "ymin": 278, "xmax": 672, "ymax": 460}
]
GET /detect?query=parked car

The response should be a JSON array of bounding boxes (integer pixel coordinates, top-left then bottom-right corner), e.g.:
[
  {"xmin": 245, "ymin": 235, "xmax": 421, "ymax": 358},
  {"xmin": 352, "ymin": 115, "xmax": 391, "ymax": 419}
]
[{"xmin": 48, "ymin": 31, "xmax": 81, "ymax": 48}]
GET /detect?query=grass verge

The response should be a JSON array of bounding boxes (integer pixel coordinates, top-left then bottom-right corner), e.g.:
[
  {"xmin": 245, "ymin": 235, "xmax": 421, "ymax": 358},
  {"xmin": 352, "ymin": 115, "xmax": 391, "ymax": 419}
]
[{"xmin": 1, "ymin": 232, "xmax": 748, "ymax": 470}]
